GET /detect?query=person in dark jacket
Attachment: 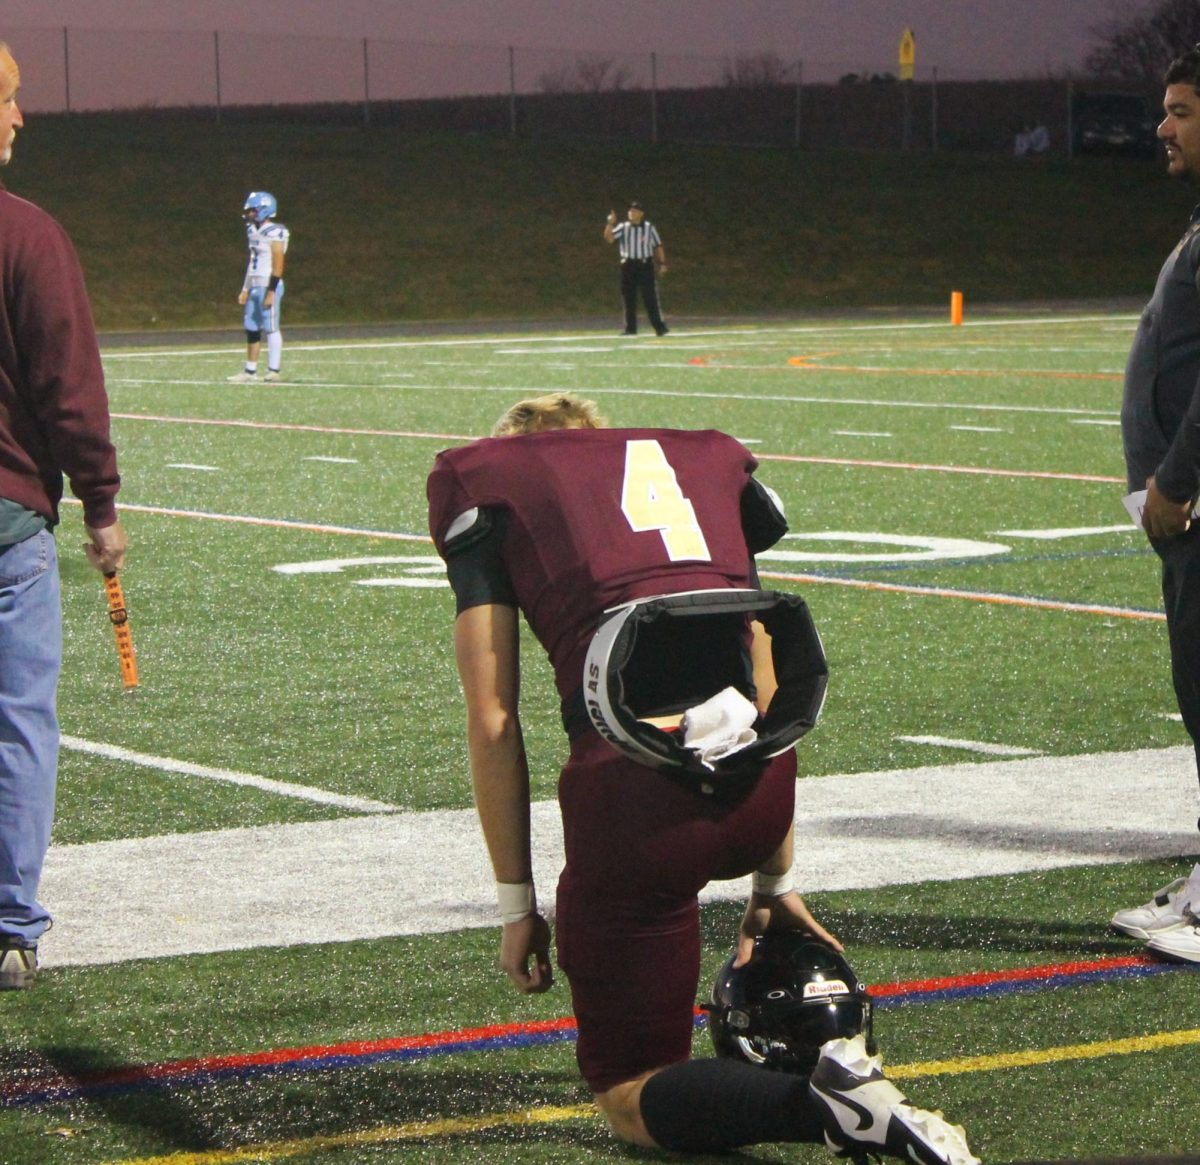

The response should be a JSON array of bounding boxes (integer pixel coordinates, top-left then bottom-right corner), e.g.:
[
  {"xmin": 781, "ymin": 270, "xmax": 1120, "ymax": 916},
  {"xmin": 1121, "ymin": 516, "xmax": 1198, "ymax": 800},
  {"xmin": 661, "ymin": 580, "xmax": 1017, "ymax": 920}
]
[{"xmin": 1114, "ymin": 45, "xmax": 1200, "ymax": 964}]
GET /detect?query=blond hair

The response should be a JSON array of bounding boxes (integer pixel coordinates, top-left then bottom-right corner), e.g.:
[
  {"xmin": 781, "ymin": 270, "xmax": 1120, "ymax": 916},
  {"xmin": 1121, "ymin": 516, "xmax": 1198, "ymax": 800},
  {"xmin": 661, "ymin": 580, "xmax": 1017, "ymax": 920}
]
[
  {"xmin": 0, "ymin": 43, "xmax": 19, "ymax": 94},
  {"xmin": 491, "ymin": 393, "xmax": 607, "ymax": 437}
]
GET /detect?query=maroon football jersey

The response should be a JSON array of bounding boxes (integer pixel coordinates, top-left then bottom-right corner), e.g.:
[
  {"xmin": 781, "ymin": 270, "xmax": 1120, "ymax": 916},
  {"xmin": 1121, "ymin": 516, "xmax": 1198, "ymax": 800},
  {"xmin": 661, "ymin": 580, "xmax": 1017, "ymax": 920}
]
[{"xmin": 427, "ymin": 427, "xmax": 761, "ymax": 699}]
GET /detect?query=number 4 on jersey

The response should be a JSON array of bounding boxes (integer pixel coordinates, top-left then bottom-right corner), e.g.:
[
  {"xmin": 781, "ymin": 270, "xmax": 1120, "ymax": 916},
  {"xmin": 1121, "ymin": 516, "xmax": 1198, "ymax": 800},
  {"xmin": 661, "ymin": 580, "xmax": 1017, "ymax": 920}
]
[{"xmin": 620, "ymin": 439, "xmax": 712, "ymax": 561}]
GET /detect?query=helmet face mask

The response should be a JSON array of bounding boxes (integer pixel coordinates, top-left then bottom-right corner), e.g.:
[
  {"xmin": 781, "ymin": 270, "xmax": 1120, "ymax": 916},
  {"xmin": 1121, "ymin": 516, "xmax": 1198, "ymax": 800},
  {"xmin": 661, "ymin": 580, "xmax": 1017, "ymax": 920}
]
[
  {"xmin": 706, "ymin": 932, "xmax": 874, "ymax": 1075},
  {"xmin": 242, "ymin": 191, "xmax": 277, "ymax": 224}
]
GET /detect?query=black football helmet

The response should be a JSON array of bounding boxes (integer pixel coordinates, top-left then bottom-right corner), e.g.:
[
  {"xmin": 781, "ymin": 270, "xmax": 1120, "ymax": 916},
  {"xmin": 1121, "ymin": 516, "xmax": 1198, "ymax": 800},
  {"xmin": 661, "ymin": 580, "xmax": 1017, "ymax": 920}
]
[{"xmin": 705, "ymin": 931, "xmax": 874, "ymax": 1074}]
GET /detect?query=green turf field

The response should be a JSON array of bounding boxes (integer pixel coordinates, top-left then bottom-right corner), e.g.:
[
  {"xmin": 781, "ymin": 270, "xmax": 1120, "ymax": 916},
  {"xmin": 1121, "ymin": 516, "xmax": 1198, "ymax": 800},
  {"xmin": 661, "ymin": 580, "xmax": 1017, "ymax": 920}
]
[{"xmin": 3, "ymin": 311, "xmax": 1199, "ymax": 1164}]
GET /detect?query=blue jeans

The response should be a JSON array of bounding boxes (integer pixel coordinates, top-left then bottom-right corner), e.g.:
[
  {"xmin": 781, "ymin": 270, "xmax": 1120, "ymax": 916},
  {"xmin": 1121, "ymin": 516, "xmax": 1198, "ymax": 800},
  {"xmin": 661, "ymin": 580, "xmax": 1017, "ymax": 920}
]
[{"xmin": 0, "ymin": 530, "xmax": 60, "ymax": 943}]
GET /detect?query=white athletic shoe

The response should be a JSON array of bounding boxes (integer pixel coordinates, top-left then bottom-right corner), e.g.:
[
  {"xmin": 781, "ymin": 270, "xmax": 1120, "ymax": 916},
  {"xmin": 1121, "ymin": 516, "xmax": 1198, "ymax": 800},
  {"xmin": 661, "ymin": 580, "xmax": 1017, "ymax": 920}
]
[
  {"xmin": 1111, "ymin": 865, "xmax": 1200, "ymax": 940},
  {"xmin": 1146, "ymin": 911, "xmax": 1200, "ymax": 963},
  {"xmin": 808, "ymin": 1035, "xmax": 980, "ymax": 1165},
  {"xmin": 226, "ymin": 370, "xmax": 258, "ymax": 383},
  {"xmin": 263, "ymin": 370, "xmax": 281, "ymax": 382},
  {"xmin": 0, "ymin": 942, "xmax": 38, "ymax": 990}
]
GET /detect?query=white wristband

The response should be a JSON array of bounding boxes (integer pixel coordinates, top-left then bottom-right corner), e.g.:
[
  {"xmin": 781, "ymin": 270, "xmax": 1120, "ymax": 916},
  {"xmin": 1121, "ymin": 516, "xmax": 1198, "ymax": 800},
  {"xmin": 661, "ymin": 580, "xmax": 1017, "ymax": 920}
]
[
  {"xmin": 496, "ymin": 880, "xmax": 536, "ymax": 924},
  {"xmin": 752, "ymin": 869, "xmax": 795, "ymax": 897}
]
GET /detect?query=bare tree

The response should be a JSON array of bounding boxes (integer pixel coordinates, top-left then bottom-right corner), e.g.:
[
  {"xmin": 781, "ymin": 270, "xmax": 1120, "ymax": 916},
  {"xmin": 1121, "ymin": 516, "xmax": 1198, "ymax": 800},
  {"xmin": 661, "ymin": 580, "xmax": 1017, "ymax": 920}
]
[
  {"xmin": 538, "ymin": 55, "xmax": 633, "ymax": 94},
  {"xmin": 721, "ymin": 53, "xmax": 792, "ymax": 88},
  {"xmin": 575, "ymin": 55, "xmax": 633, "ymax": 92},
  {"xmin": 1086, "ymin": 0, "xmax": 1200, "ymax": 85}
]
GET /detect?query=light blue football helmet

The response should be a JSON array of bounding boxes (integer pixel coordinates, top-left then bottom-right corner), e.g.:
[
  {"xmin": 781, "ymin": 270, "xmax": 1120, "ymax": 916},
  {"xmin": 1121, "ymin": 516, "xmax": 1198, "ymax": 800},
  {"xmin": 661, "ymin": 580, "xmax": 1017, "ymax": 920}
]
[{"xmin": 243, "ymin": 191, "xmax": 277, "ymax": 224}]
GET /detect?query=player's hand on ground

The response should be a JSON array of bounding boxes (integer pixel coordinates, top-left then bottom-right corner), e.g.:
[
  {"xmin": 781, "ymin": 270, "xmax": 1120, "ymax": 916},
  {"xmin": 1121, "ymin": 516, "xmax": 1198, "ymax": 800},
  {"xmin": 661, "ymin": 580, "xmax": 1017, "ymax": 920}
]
[
  {"xmin": 499, "ymin": 912, "xmax": 554, "ymax": 994},
  {"xmin": 1143, "ymin": 475, "xmax": 1192, "ymax": 539},
  {"xmin": 734, "ymin": 891, "xmax": 843, "ymax": 967}
]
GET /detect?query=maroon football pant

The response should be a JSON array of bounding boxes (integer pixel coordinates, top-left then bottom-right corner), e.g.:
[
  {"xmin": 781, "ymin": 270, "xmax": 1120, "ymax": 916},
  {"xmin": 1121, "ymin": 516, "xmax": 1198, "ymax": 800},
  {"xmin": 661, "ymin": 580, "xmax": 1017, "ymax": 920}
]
[{"xmin": 554, "ymin": 734, "xmax": 797, "ymax": 1093}]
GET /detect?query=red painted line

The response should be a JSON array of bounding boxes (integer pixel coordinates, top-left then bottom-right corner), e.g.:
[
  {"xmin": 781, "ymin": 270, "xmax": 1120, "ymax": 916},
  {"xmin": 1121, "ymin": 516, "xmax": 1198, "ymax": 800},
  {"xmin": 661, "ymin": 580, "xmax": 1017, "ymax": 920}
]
[
  {"xmin": 867, "ymin": 954, "xmax": 1155, "ymax": 998},
  {"xmin": 0, "ymin": 954, "xmax": 1158, "ymax": 1102},
  {"xmin": 110, "ymin": 412, "xmax": 1124, "ymax": 487},
  {"xmin": 759, "ymin": 570, "xmax": 1165, "ymax": 622},
  {"xmin": 111, "ymin": 412, "xmax": 473, "ymax": 443},
  {"xmin": 756, "ymin": 451, "xmax": 1124, "ymax": 485},
  {"xmin": 0, "ymin": 1016, "xmax": 580, "ymax": 1099},
  {"xmin": 792, "ymin": 362, "xmax": 1122, "ymax": 384}
]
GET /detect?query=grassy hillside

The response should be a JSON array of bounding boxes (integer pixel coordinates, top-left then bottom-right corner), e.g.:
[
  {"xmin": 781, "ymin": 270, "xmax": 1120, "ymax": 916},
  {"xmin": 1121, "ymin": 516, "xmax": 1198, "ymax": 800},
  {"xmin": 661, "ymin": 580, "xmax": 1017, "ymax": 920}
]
[{"xmin": 4, "ymin": 112, "xmax": 1191, "ymax": 332}]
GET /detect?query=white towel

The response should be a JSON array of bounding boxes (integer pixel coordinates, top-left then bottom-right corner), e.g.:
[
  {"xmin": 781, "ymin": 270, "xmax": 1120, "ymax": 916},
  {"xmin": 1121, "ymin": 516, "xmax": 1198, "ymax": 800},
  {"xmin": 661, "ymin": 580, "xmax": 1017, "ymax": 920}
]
[{"xmin": 681, "ymin": 687, "xmax": 759, "ymax": 770}]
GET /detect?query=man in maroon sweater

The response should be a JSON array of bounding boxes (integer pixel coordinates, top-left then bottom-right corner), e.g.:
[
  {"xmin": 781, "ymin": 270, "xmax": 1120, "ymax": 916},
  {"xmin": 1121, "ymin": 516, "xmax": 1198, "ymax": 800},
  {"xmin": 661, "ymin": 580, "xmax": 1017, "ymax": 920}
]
[{"xmin": 0, "ymin": 41, "xmax": 127, "ymax": 989}]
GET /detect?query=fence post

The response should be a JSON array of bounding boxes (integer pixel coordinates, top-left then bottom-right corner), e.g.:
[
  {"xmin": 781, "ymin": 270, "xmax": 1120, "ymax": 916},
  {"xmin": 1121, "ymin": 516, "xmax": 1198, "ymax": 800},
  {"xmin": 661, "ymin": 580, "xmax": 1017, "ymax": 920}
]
[
  {"xmin": 931, "ymin": 66, "xmax": 938, "ymax": 152},
  {"xmin": 214, "ymin": 31, "xmax": 222, "ymax": 124},
  {"xmin": 62, "ymin": 27, "xmax": 71, "ymax": 115},
  {"xmin": 508, "ymin": 46, "xmax": 517, "ymax": 136},
  {"xmin": 650, "ymin": 51, "xmax": 658, "ymax": 143},
  {"xmin": 362, "ymin": 37, "xmax": 371, "ymax": 128},
  {"xmin": 793, "ymin": 58, "xmax": 803, "ymax": 147},
  {"xmin": 1066, "ymin": 76, "xmax": 1074, "ymax": 159}
]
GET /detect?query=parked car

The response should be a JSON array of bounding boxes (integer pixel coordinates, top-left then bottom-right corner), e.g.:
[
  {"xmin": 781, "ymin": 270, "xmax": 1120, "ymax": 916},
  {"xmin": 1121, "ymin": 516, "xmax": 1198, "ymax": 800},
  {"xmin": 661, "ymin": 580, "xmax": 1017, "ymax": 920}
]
[{"xmin": 1071, "ymin": 92, "xmax": 1159, "ymax": 159}]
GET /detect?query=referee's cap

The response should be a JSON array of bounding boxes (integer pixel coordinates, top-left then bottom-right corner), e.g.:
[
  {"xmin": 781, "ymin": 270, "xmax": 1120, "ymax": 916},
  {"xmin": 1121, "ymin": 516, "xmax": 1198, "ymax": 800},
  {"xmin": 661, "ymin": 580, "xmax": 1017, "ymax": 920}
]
[{"xmin": 628, "ymin": 200, "xmax": 643, "ymax": 209}]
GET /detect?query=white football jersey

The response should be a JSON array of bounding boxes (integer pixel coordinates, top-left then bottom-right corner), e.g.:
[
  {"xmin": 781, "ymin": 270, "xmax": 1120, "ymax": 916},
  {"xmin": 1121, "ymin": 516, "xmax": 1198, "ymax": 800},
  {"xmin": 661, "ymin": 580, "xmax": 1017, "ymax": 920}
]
[{"xmin": 243, "ymin": 220, "xmax": 290, "ymax": 288}]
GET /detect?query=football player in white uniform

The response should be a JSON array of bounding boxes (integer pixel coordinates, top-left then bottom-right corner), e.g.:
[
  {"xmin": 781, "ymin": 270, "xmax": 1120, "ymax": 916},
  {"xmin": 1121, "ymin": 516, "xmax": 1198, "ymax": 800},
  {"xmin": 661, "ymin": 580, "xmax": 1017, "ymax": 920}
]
[{"xmin": 228, "ymin": 191, "xmax": 289, "ymax": 383}]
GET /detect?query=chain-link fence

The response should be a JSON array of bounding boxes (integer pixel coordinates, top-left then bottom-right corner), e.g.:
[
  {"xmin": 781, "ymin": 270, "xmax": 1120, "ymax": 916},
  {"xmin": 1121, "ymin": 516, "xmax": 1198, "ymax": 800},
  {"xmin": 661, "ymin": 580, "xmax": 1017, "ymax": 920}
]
[{"xmin": 7, "ymin": 25, "xmax": 1157, "ymax": 157}]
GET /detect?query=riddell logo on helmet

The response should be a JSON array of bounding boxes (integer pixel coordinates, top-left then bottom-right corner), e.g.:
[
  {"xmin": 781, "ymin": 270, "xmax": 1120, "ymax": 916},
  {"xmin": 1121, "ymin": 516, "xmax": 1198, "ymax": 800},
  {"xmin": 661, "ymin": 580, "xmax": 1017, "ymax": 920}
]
[
  {"xmin": 584, "ymin": 692, "xmax": 624, "ymax": 750},
  {"xmin": 802, "ymin": 979, "xmax": 849, "ymax": 999}
]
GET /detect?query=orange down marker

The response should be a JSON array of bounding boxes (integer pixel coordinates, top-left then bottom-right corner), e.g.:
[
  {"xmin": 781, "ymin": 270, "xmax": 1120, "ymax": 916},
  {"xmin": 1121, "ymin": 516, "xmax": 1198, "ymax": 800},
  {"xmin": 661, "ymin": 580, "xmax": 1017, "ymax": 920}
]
[
  {"xmin": 950, "ymin": 290, "xmax": 964, "ymax": 325},
  {"xmin": 103, "ymin": 572, "xmax": 139, "ymax": 689}
]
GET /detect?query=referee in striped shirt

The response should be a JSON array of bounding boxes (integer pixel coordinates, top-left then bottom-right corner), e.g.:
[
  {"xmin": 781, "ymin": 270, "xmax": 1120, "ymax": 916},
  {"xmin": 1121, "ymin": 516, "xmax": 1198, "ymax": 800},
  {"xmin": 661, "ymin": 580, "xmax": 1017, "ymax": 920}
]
[{"xmin": 604, "ymin": 201, "xmax": 670, "ymax": 336}]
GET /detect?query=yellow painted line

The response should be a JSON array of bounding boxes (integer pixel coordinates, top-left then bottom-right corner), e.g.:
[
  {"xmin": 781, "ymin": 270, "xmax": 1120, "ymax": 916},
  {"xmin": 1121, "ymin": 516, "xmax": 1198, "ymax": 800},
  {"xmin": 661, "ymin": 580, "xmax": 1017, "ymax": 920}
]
[
  {"xmin": 107, "ymin": 1104, "xmax": 597, "ymax": 1165},
  {"xmin": 888, "ymin": 1026, "xmax": 1200, "ymax": 1080},
  {"xmin": 109, "ymin": 1028, "xmax": 1200, "ymax": 1165}
]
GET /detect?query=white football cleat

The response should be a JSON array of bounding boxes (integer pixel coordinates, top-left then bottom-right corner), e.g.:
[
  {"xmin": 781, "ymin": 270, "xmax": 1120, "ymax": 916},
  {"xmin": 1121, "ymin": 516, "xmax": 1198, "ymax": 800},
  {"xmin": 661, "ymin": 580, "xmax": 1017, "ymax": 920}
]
[
  {"xmin": 263, "ymin": 370, "xmax": 281, "ymax": 382},
  {"xmin": 1146, "ymin": 911, "xmax": 1200, "ymax": 963},
  {"xmin": 1111, "ymin": 865, "xmax": 1200, "ymax": 939},
  {"xmin": 808, "ymin": 1035, "xmax": 980, "ymax": 1165},
  {"xmin": 226, "ymin": 370, "xmax": 258, "ymax": 383}
]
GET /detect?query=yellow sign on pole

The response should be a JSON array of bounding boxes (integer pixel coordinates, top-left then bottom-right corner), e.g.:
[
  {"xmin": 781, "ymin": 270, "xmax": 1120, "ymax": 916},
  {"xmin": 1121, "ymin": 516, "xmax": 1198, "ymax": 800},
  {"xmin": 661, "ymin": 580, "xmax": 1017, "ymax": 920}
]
[{"xmin": 899, "ymin": 27, "xmax": 916, "ymax": 80}]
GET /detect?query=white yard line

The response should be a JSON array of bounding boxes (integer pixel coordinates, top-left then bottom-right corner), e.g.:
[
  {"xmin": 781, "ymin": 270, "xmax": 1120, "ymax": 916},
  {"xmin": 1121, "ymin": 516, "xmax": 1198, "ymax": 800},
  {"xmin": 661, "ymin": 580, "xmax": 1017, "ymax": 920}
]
[
  {"xmin": 97, "ymin": 314, "xmax": 1141, "ymax": 361},
  {"xmin": 105, "ymin": 383, "xmax": 1122, "ymax": 421},
  {"xmin": 59, "ymin": 500, "xmax": 1156, "ymax": 618},
  {"xmin": 60, "ymin": 736, "xmax": 397, "ymax": 815},
  {"xmin": 38, "ymin": 745, "xmax": 1199, "ymax": 968},
  {"xmin": 993, "ymin": 525, "xmax": 1133, "ymax": 540},
  {"xmin": 59, "ymin": 497, "xmax": 433, "ymax": 542},
  {"xmin": 895, "ymin": 735, "xmax": 1043, "ymax": 757}
]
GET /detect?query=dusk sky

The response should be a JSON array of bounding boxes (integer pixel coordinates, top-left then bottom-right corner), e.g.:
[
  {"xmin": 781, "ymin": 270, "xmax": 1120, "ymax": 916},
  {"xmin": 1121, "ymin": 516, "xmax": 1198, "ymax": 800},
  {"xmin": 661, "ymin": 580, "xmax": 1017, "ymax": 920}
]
[{"xmin": 4, "ymin": 0, "xmax": 1146, "ymax": 111}]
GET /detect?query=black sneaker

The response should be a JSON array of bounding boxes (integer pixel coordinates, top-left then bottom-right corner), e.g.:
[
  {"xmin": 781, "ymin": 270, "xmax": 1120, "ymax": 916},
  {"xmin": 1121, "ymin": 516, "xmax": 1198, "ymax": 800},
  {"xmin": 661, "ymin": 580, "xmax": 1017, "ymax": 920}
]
[
  {"xmin": 808, "ymin": 1036, "xmax": 979, "ymax": 1165},
  {"xmin": 0, "ymin": 941, "xmax": 37, "ymax": 990}
]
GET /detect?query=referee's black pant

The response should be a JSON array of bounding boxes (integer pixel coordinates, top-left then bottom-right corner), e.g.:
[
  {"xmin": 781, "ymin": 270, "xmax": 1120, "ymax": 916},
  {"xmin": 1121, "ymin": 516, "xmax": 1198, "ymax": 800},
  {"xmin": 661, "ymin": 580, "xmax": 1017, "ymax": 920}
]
[
  {"xmin": 1156, "ymin": 524, "xmax": 1200, "ymax": 821},
  {"xmin": 619, "ymin": 259, "xmax": 668, "ymax": 335}
]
